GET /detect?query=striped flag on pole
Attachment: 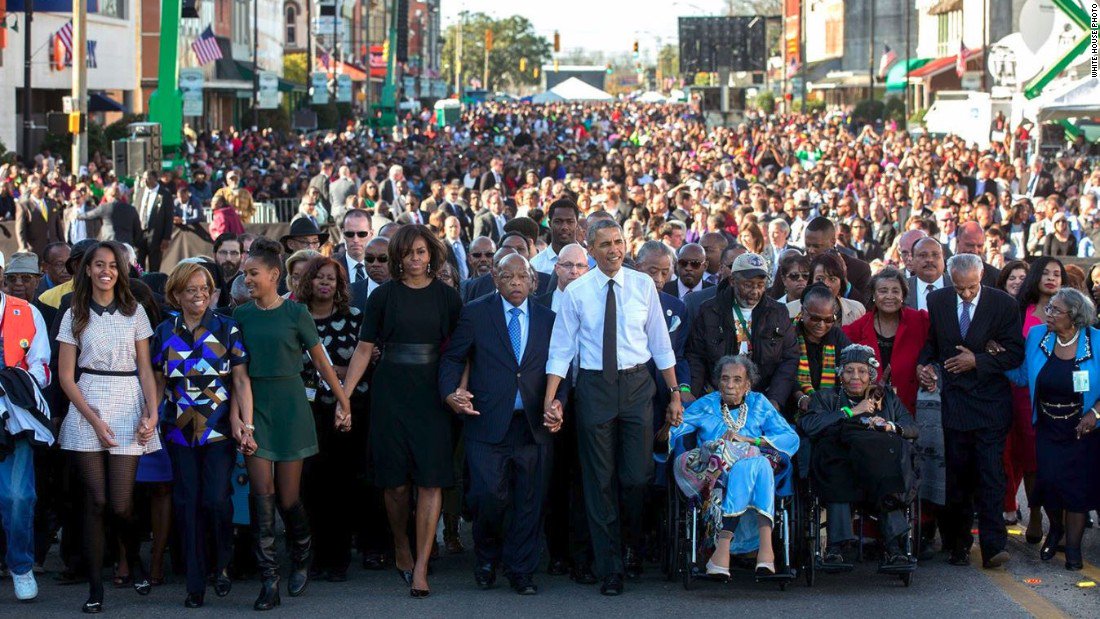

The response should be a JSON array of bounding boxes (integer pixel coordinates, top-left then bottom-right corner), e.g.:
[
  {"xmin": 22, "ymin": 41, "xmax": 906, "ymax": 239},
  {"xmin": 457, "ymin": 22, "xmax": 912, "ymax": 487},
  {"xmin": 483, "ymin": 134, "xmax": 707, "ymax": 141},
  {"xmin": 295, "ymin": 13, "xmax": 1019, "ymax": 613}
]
[
  {"xmin": 191, "ymin": 25, "xmax": 223, "ymax": 65},
  {"xmin": 56, "ymin": 19, "xmax": 74, "ymax": 55},
  {"xmin": 955, "ymin": 40, "xmax": 967, "ymax": 78}
]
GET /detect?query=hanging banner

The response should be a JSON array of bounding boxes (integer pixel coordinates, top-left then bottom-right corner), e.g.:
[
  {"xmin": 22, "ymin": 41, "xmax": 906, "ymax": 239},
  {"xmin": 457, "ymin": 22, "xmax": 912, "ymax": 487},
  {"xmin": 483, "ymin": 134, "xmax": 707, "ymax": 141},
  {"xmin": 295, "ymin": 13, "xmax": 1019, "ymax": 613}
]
[
  {"xmin": 179, "ymin": 68, "xmax": 204, "ymax": 117},
  {"xmin": 258, "ymin": 71, "xmax": 279, "ymax": 109},
  {"xmin": 336, "ymin": 74, "xmax": 352, "ymax": 103},
  {"xmin": 310, "ymin": 71, "xmax": 330, "ymax": 105}
]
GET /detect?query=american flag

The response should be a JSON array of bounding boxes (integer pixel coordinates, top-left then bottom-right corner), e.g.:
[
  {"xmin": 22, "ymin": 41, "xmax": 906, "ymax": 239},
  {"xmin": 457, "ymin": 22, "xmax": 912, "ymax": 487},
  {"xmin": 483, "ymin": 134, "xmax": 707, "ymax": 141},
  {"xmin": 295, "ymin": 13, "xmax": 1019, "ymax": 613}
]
[
  {"xmin": 955, "ymin": 40, "xmax": 967, "ymax": 78},
  {"xmin": 878, "ymin": 44, "xmax": 897, "ymax": 78},
  {"xmin": 191, "ymin": 26, "xmax": 223, "ymax": 65},
  {"xmin": 56, "ymin": 19, "xmax": 74, "ymax": 55}
]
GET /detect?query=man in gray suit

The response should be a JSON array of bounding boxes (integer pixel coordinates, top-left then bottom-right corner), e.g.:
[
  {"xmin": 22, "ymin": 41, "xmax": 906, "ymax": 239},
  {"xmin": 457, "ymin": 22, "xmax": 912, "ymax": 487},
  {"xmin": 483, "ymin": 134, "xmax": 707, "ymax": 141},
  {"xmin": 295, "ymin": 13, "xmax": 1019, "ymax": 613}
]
[
  {"xmin": 905, "ymin": 236, "xmax": 950, "ymax": 312},
  {"xmin": 76, "ymin": 189, "xmax": 141, "ymax": 244},
  {"xmin": 329, "ymin": 165, "xmax": 358, "ymax": 225}
]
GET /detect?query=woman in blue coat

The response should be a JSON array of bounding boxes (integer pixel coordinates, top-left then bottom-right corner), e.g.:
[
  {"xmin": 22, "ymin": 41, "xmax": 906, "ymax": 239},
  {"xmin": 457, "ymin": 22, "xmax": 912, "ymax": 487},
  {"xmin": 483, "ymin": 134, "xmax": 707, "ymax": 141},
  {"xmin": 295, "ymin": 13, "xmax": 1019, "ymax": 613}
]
[
  {"xmin": 1007, "ymin": 287, "xmax": 1100, "ymax": 571},
  {"xmin": 665, "ymin": 355, "xmax": 799, "ymax": 578}
]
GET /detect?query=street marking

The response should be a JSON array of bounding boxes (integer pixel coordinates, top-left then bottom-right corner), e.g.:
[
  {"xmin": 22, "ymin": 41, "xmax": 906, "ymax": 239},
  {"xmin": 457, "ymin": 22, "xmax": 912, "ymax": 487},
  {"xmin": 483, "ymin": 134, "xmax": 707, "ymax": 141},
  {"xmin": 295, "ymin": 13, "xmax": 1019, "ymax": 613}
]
[
  {"xmin": 1007, "ymin": 532, "xmax": 1100, "ymax": 585},
  {"xmin": 973, "ymin": 547, "xmax": 1070, "ymax": 619}
]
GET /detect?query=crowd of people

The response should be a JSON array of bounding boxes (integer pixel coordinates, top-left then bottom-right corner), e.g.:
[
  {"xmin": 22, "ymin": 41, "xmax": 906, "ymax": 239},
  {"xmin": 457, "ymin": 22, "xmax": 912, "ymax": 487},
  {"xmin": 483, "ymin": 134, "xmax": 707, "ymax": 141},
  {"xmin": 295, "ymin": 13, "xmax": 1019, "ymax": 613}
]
[{"xmin": 0, "ymin": 100, "xmax": 1097, "ymax": 612}]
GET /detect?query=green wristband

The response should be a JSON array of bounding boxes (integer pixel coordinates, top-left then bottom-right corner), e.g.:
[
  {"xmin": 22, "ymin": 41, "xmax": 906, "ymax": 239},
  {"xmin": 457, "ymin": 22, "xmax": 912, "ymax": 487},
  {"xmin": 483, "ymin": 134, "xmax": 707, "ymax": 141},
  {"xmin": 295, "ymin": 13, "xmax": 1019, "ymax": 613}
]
[
  {"xmin": 842, "ymin": 406, "xmax": 853, "ymax": 418},
  {"xmin": 754, "ymin": 437, "xmax": 761, "ymax": 447}
]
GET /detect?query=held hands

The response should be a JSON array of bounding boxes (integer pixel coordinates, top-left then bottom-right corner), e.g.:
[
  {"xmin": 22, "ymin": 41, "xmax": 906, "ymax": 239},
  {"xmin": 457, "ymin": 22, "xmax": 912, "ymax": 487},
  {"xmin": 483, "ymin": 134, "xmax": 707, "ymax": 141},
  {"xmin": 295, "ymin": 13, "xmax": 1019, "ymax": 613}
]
[
  {"xmin": 446, "ymin": 388, "xmax": 480, "ymax": 416},
  {"xmin": 944, "ymin": 345, "xmax": 977, "ymax": 374},
  {"xmin": 135, "ymin": 415, "xmax": 156, "ymax": 446},
  {"xmin": 916, "ymin": 364, "xmax": 938, "ymax": 392},
  {"xmin": 334, "ymin": 399, "xmax": 353, "ymax": 433},
  {"xmin": 543, "ymin": 399, "xmax": 563, "ymax": 433}
]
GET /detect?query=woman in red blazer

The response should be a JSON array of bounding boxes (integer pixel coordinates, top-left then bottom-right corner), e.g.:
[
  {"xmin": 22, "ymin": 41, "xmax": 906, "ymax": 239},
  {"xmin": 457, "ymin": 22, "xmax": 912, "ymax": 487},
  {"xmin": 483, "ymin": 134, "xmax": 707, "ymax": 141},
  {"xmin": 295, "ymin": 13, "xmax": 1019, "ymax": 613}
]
[{"xmin": 843, "ymin": 267, "xmax": 930, "ymax": 414}]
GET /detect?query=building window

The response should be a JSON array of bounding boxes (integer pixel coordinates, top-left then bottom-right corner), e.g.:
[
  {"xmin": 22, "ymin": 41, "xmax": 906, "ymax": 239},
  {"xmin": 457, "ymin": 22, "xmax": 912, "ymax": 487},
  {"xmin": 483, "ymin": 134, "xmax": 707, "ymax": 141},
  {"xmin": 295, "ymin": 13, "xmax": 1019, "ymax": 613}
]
[
  {"xmin": 285, "ymin": 3, "xmax": 299, "ymax": 46},
  {"xmin": 96, "ymin": 0, "xmax": 125, "ymax": 19}
]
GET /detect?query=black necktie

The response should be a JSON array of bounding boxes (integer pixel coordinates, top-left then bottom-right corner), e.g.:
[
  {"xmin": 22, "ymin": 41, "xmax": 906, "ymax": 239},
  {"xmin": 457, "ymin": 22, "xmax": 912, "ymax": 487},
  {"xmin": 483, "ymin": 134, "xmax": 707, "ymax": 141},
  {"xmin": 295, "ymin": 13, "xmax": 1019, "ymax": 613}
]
[
  {"xmin": 603, "ymin": 280, "xmax": 618, "ymax": 383},
  {"xmin": 354, "ymin": 263, "xmax": 366, "ymax": 283}
]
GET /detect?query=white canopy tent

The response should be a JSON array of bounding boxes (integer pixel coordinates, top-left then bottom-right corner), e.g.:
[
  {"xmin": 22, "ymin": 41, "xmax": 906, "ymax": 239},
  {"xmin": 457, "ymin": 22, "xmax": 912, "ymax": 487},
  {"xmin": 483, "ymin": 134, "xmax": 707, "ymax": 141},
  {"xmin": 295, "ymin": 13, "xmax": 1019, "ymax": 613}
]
[
  {"xmin": 1036, "ymin": 77, "xmax": 1100, "ymax": 122},
  {"xmin": 538, "ymin": 77, "xmax": 614, "ymax": 102},
  {"xmin": 635, "ymin": 90, "xmax": 667, "ymax": 103}
]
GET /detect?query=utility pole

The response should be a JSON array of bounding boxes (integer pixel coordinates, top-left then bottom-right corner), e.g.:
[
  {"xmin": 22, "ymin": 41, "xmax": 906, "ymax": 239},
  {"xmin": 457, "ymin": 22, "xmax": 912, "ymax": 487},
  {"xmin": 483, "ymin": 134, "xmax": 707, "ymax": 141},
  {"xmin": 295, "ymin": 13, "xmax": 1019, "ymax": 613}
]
[
  {"xmin": 799, "ymin": 0, "xmax": 806, "ymax": 109},
  {"xmin": 981, "ymin": 0, "xmax": 988, "ymax": 91},
  {"xmin": 72, "ymin": 0, "xmax": 88, "ymax": 167},
  {"xmin": 455, "ymin": 11, "xmax": 463, "ymax": 97},
  {"xmin": 333, "ymin": 0, "xmax": 339, "ymax": 81},
  {"xmin": 868, "ymin": 0, "xmax": 876, "ymax": 102},
  {"xmin": 307, "ymin": 0, "xmax": 313, "ymax": 78},
  {"xmin": 21, "ymin": 0, "xmax": 33, "ymax": 164},
  {"xmin": 482, "ymin": 28, "xmax": 490, "ymax": 90},
  {"xmin": 904, "ymin": 0, "xmax": 910, "ymax": 122},
  {"xmin": 252, "ymin": 0, "xmax": 259, "ymax": 127}
]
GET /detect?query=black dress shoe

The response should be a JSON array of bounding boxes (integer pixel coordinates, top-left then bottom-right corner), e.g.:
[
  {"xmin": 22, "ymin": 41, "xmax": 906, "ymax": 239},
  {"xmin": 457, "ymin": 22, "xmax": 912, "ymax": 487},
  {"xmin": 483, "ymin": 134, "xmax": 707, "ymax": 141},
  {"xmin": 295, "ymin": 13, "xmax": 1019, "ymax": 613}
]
[
  {"xmin": 1065, "ymin": 547, "xmax": 1084, "ymax": 571},
  {"xmin": 184, "ymin": 592, "xmax": 205, "ymax": 608},
  {"xmin": 214, "ymin": 572, "xmax": 232, "ymax": 597},
  {"xmin": 474, "ymin": 563, "xmax": 497, "ymax": 589},
  {"xmin": 509, "ymin": 574, "xmax": 538, "ymax": 595},
  {"xmin": 547, "ymin": 559, "xmax": 569, "ymax": 576},
  {"xmin": 624, "ymin": 548, "xmax": 643, "ymax": 580},
  {"xmin": 982, "ymin": 550, "xmax": 1010, "ymax": 569},
  {"xmin": 1040, "ymin": 530, "xmax": 1064, "ymax": 561},
  {"xmin": 82, "ymin": 601, "xmax": 103, "ymax": 614},
  {"xmin": 600, "ymin": 573, "xmax": 624, "ymax": 596},
  {"xmin": 361, "ymin": 553, "xmax": 386, "ymax": 570},
  {"xmin": 948, "ymin": 549, "xmax": 970, "ymax": 566},
  {"xmin": 570, "ymin": 565, "xmax": 598, "ymax": 585}
]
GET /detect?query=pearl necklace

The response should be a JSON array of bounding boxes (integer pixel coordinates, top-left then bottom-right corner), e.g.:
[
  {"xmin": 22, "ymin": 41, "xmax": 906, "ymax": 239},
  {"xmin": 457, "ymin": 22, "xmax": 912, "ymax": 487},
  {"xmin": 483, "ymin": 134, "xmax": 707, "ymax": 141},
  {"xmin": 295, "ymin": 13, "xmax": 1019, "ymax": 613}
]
[
  {"xmin": 1057, "ymin": 330, "xmax": 1080, "ymax": 348},
  {"xmin": 720, "ymin": 400, "xmax": 749, "ymax": 433}
]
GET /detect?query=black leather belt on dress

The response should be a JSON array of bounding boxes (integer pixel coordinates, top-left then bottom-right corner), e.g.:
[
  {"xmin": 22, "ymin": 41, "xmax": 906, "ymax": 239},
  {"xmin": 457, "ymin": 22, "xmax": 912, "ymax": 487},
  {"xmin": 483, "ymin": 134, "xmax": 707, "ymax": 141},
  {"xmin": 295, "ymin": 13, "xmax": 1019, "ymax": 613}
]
[
  {"xmin": 79, "ymin": 367, "xmax": 138, "ymax": 377},
  {"xmin": 579, "ymin": 363, "xmax": 647, "ymax": 376},
  {"xmin": 381, "ymin": 343, "xmax": 440, "ymax": 365}
]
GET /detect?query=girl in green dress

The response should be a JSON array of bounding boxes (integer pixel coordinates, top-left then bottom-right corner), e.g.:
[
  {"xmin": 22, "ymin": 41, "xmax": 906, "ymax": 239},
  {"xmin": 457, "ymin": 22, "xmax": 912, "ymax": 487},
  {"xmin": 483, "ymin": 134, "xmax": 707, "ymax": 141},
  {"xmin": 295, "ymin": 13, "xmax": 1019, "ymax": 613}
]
[{"xmin": 233, "ymin": 238, "xmax": 351, "ymax": 611}]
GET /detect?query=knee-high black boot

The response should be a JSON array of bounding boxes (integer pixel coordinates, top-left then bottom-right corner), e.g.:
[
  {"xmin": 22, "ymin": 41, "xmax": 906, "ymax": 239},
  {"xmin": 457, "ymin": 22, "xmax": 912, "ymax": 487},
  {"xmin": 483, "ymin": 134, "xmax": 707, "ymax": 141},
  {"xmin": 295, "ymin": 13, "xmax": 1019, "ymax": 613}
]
[
  {"xmin": 282, "ymin": 501, "xmax": 312, "ymax": 597},
  {"xmin": 250, "ymin": 495, "xmax": 280, "ymax": 611}
]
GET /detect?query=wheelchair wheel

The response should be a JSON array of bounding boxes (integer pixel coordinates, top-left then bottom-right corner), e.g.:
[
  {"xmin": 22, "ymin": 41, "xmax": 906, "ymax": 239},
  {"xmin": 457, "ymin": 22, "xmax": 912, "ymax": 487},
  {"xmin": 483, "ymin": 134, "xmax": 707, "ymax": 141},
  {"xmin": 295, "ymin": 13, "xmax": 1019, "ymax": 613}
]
[
  {"xmin": 805, "ymin": 499, "xmax": 820, "ymax": 587},
  {"xmin": 681, "ymin": 540, "xmax": 697, "ymax": 591},
  {"xmin": 901, "ymin": 571, "xmax": 913, "ymax": 587}
]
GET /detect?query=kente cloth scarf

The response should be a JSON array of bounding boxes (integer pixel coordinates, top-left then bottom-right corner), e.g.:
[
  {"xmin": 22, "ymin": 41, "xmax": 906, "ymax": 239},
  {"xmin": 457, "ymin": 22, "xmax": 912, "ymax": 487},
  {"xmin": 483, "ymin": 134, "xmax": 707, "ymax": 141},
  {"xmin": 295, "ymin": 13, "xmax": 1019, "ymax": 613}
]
[{"xmin": 797, "ymin": 335, "xmax": 836, "ymax": 396}]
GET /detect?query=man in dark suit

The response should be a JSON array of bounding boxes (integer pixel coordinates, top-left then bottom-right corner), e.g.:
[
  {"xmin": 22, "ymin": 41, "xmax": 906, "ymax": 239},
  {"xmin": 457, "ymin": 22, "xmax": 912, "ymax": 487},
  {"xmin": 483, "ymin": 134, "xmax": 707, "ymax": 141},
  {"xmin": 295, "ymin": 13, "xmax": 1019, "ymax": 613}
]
[
  {"xmin": 308, "ymin": 160, "xmax": 334, "ymax": 212},
  {"xmin": 1021, "ymin": 157, "xmax": 1055, "ymax": 199},
  {"xmin": 478, "ymin": 157, "xmax": 506, "ymax": 196},
  {"xmin": 439, "ymin": 254, "xmax": 563, "ymax": 595},
  {"xmin": 472, "ymin": 188, "xmax": 508, "ymax": 243},
  {"xmin": 802, "ymin": 216, "xmax": 871, "ymax": 308},
  {"xmin": 133, "ymin": 169, "xmax": 176, "ymax": 272},
  {"xmin": 441, "ymin": 180, "xmax": 474, "ymax": 241},
  {"xmin": 661, "ymin": 243, "xmax": 714, "ymax": 300},
  {"xmin": 953, "ymin": 222, "xmax": 1002, "ymax": 288},
  {"xmin": 76, "ymin": 190, "xmax": 142, "ymax": 244},
  {"xmin": 918, "ymin": 254, "xmax": 1024, "ymax": 569},
  {"xmin": 379, "ymin": 164, "xmax": 407, "ymax": 216},
  {"xmin": 349, "ymin": 236, "xmax": 391, "ymax": 311},
  {"xmin": 15, "ymin": 177, "xmax": 65, "ymax": 257}
]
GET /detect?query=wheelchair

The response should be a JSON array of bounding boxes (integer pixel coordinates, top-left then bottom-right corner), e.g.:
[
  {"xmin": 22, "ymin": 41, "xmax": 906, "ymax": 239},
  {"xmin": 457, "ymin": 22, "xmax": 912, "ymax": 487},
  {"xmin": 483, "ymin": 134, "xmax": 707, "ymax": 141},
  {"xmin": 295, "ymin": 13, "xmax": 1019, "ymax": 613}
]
[
  {"xmin": 663, "ymin": 432, "xmax": 802, "ymax": 591},
  {"xmin": 795, "ymin": 440, "xmax": 921, "ymax": 588}
]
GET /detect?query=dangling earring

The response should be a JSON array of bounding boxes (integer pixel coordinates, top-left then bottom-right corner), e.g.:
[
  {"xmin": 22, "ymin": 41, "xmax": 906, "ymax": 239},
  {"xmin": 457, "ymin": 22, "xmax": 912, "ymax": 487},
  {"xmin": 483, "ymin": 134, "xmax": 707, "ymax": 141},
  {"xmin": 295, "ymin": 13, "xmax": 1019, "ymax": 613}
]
[{"xmin": 427, "ymin": 263, "xmax": 432, "ymax": 274}]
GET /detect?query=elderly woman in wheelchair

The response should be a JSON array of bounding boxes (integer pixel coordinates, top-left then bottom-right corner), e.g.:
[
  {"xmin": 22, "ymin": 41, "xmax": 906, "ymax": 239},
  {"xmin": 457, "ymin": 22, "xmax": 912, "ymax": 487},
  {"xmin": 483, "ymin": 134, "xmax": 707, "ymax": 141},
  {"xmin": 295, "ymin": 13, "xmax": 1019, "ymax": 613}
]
[
  {"xmin": 799, "ymin": 344, "xmax": 920, "ymax": 573},
  {"xmin": 665, "ymin": 355, "xmax": 799, "ymax": 579}
]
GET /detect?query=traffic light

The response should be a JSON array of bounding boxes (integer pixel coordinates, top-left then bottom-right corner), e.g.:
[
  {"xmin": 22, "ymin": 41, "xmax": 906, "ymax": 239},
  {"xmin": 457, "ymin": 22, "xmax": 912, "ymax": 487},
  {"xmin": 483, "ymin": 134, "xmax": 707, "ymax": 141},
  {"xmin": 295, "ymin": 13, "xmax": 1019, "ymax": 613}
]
[
  {"xmin": 181, "ymin": 0, "xmax": 199, "ymax": 18},
  {"xmin": 68, "ymin": 112, "xmax": 84, "ymax": 134},
  {"xmin": 485, "ymin": 29, "xmax": 493, "ymax": 50},
  {"xmin": 534, "ymin": 68, "xmax": 540, "ymax": 79},
  {"xmin": 553, "ymin": 31, "xmax": 560, "ymax": 53},
  {"xmin": 519, "ymin": 57, "xmax": 527, "ymax": 72},
  {"xmin": 633, "ymin": 40, "xmax": 639, "ymax": 54},
  {"xmin": 395, "ymin": 0, "xmax": 408, "ymax": 62}
]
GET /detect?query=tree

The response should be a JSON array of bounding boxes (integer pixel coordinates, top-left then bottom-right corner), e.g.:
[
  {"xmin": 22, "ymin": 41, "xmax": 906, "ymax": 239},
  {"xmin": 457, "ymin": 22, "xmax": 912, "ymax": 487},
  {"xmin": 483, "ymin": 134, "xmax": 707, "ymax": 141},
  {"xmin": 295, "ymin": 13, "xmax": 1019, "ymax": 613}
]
[
  {"xmin": 657, "ymin": 44, "xmax": 679, "ymax": 87},
  {"xmin": 440, "ymin": 13, "xmax": 551, "ymax": 92}
]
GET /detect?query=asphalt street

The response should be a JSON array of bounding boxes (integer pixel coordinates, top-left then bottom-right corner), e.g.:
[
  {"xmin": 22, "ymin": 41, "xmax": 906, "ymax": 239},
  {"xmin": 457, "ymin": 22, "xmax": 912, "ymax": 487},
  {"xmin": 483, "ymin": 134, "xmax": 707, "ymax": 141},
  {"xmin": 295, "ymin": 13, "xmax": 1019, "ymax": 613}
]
[{"xmin": 3, "ymin": 509, "xmax": 1097, "ymax": 619}]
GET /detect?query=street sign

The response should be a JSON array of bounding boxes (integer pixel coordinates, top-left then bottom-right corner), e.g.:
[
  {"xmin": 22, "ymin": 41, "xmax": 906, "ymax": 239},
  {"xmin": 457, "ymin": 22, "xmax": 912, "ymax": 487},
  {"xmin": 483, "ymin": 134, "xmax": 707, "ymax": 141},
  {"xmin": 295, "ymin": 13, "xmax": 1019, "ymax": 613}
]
[
  {"xmin": 258, "ymin": 71, "xmax": 279, "ymax": 109},
  {"xmin": 961, "ymin": 71, "xmax": 982, "ymax": 90},
  {"xmin": 311, "ymin": 72, "xmax": 330, "ymax": 105},
  {"xmin": 180, "ymin": 68, "xmax": 204, "ymax": 117},
  {"xmin": 336, "ymin": 74, "xmax": 353, "ymax": 103}
]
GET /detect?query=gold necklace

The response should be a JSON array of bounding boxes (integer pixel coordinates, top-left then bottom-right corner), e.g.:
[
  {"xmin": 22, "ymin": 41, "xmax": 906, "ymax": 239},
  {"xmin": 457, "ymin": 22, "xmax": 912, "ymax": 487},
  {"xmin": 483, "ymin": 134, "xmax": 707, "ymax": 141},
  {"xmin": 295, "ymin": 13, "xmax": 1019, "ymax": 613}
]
[{"xmin": 256, "ymin": 296, "xmax": 283, "ymax": 311}]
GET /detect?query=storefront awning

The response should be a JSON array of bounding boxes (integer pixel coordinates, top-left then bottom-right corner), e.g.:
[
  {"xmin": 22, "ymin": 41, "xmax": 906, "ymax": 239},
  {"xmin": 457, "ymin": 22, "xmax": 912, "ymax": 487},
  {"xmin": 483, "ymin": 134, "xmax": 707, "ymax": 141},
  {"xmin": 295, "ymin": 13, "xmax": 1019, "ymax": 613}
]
[
  {"xmin": 88, "ymin": 91, "xmax": 128, "ymax": 113},
  {"xmin": 234, "ymin": 61, "xmax": 307, "ymax": 93},
  {"xmin": 908, "ymin": 47, "xmax": 984, "ymax": 80},
  {"xmin": 885, "ymin": 58, "xmax": 932, "ymax": 92},
  {"xmin": 808, "ymin": 71, "xmax": 871, "ymax": 91},
  {"xmin": 316, "ymin": 58, "xmax": 368, "ymax": 82}
]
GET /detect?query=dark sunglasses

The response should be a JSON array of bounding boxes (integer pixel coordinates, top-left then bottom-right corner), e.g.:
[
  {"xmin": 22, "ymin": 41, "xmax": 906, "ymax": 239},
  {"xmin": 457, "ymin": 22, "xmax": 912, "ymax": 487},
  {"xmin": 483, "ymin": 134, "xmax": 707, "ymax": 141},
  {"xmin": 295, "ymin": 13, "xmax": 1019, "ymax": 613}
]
[
  {"xmin": 343, "ymin": 230, "xmax": 370, "ymax": 238},
  {"xmin": 364, "ymin": 255, "xmax": 388, "ymax": 264},
  {"xmin": 804, "ymin": 313, "xmax": 837, "ymax": 325},
  {"xmin": 470, "ymin": 252, "xmax": 494, "ymax": 258},
  {"xmin": 677, "ymin": 259, "xmax": 704, "ymax": 269}
]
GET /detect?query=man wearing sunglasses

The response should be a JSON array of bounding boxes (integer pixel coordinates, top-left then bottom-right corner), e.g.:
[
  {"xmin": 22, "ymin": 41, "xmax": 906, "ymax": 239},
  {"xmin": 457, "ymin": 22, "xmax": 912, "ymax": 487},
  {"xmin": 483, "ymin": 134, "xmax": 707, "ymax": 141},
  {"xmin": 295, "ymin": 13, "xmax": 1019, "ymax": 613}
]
[
  {"xmin": 662, "ymin": 243, "xmax": 713, "ymax": 301},
  {"xmin": 349, "ymin": 236, "xmax": 392, "ymax": 310},
  {"xmin": 335, "ymin": 209, "xmax": 373, "ymax": 285}
]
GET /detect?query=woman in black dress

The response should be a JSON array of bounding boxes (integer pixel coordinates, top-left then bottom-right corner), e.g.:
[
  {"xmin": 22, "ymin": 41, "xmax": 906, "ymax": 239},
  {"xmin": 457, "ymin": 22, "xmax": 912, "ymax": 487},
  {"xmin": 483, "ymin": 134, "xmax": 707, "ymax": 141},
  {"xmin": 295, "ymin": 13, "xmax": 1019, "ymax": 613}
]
[
  {"xmin": 296, "ymin": 256, "xmax": 367, "ymax": 582},
  {"xmin": 342, "ymin": 224, "xmax": 462, "ymax": 597}
]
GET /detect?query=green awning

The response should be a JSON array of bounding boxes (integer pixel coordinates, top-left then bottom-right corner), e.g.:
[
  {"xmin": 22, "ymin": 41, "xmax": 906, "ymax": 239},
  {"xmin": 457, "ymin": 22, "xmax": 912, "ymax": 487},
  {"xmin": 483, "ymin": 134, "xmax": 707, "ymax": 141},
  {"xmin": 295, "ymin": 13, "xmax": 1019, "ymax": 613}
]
[
  {"xmin": 234, "ymin": 61, "xmax": 307, "ymax": 93},
  {"xmin": 885, "ymin": 58, "xmax": 932, "ymax": 92}
]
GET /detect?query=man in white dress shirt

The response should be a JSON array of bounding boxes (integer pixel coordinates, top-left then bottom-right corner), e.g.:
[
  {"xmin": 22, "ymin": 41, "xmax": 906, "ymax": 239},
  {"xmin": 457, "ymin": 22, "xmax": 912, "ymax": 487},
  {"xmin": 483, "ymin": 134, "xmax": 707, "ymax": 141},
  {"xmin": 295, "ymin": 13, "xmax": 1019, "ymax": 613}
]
[
  {"xmin": 906, "ymin": 236, "xmax": 949, "ymax": 311},
  {"xmin": 544, "ymin": 220, "xmax": 682, "ymax": 595}
]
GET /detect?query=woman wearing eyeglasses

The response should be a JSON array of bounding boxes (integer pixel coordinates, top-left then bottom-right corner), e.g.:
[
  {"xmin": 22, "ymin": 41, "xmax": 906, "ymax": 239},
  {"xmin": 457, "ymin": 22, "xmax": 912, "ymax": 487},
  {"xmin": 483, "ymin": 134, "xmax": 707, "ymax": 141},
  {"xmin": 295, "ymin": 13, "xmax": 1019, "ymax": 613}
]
[
  {"xmin": 1003, "ymin": 257, "xmax": 1067, "ymax": 538},
  {"xmin": 786, "ymin": 252, "xmax": 865, "ymax": 327},
  {"xmin": 787, "ymin": 283, "xmax": 852, "ymax": 419},
  {"xmin": 1007, "ymin": 288, "xmax": 1100, "ymax": 571}
]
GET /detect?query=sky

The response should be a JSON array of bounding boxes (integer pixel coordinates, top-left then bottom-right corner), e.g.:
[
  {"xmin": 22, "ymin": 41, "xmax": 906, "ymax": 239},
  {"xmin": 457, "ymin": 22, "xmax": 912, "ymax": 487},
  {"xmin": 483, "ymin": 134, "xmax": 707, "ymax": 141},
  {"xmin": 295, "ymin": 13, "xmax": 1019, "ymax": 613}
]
[{"xmin": 440, "ymin": 0, "xmax": 733, "ymax": 56}]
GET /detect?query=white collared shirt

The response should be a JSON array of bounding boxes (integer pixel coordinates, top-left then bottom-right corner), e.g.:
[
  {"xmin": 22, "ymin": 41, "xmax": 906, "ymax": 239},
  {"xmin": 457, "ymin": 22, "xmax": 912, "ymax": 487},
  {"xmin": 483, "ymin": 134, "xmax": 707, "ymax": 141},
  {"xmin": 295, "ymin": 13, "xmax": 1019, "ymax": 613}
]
[
  {"xmin": 344, "ymin": 253, "xmax": 366, "ymax": 284},
  {"xmin": 0, "ymin": 294, "xmax": 52, "ymax": 388},
  {"xmin": 530, "ymin": 245, "xmax": 560, "ymax": 275},
  {"xmin": 449, "ymin": 238, "xmax": 469, "ymax": 279},
  {"xmin": 916, "ymin": 274, "xmax": 945, "ymax": 312},
  {"xmin": 677, "ymin": 278, "xmax": 704, "ymax": 300},
  {"xmin": 551, "ymin": 287, "xmax": 564, "ymax": 313},
  {"xmin": 547, "ymin": 267, "xmax": 676, "ymax": 377},
  {"xmin": 957, "ymin": 288, "xmax": 982, "ymax": 325},
  {"xmin": 366, "ymin": 277, "xmax": 381, "ymax": 298}
]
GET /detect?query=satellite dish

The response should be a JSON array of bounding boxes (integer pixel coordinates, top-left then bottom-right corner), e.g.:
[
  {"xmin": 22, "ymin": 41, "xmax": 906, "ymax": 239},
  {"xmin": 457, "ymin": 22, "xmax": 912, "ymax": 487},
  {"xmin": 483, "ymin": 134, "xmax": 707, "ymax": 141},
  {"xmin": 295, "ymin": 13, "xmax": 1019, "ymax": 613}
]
[{"xmin": 1018, "ymin": 0, "xmax": 1057, "ymax": 53}]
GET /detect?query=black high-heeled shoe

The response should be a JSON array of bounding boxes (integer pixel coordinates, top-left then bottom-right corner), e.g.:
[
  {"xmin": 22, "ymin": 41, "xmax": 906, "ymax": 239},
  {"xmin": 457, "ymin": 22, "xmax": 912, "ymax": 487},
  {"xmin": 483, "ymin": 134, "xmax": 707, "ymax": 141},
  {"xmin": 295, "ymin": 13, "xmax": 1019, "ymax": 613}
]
[
  {"xmin": 396, "ymin": 568, "xmax": 414, "ymax": 586},
  {"xmin": 1040, "ymin": 529, "xmax": 1064, "ymax": 561},
  {"xmin": 410, "ymin": 587, "xmax": 431, "ymax": 598},
  {"xmin": 83, "ymin": 586, "xmax": 104, "ymax": 614}
]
